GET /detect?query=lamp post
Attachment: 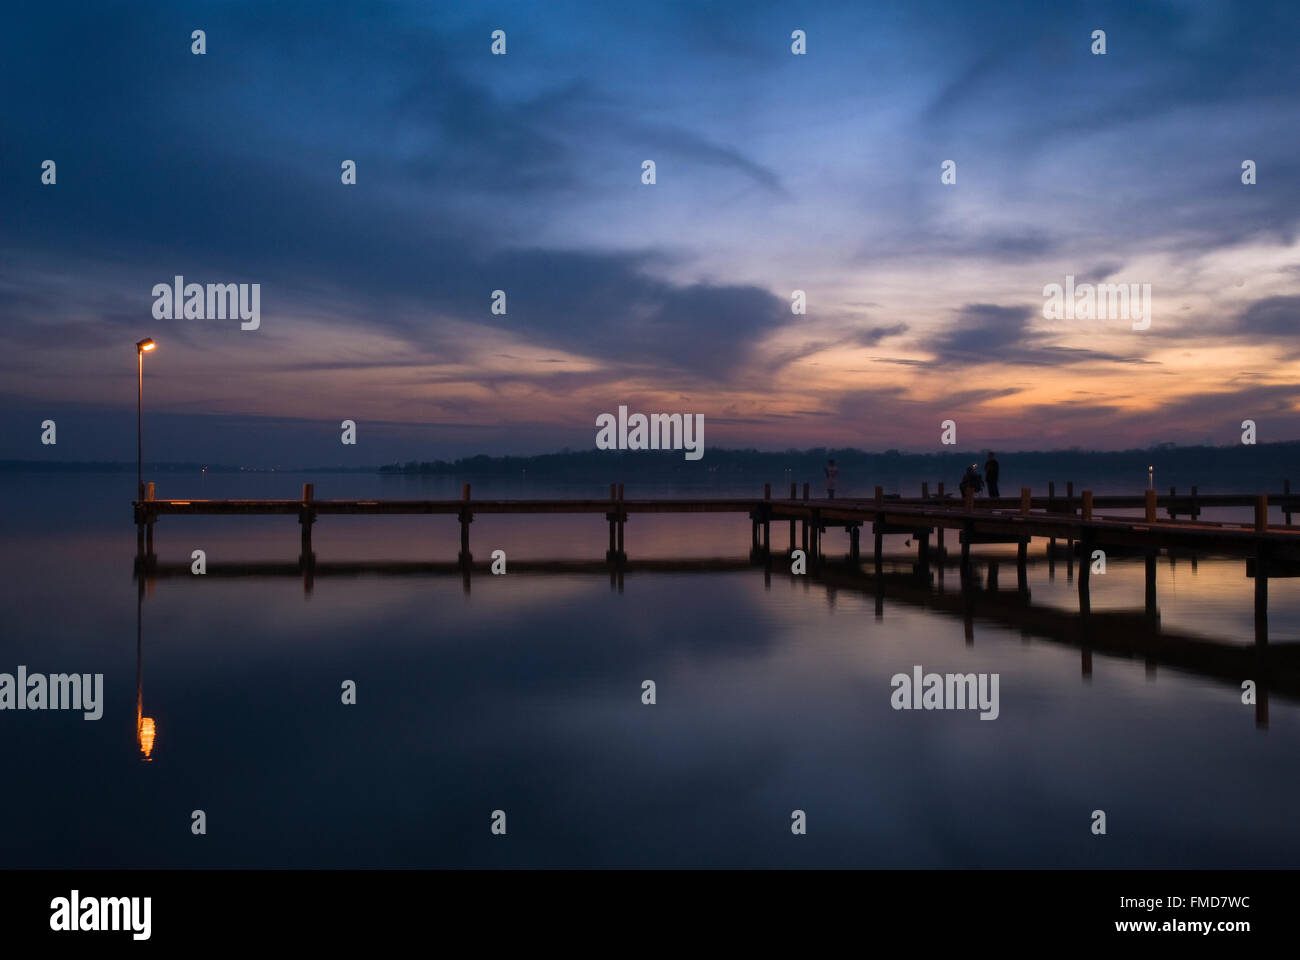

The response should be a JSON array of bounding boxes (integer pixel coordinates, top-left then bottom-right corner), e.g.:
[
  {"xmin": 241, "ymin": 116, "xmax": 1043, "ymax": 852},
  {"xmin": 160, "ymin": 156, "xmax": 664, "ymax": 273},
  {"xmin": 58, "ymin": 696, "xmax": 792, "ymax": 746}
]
[{"xmin": 136, "ymin": 338, "xmax": 156, "ymax": 500}]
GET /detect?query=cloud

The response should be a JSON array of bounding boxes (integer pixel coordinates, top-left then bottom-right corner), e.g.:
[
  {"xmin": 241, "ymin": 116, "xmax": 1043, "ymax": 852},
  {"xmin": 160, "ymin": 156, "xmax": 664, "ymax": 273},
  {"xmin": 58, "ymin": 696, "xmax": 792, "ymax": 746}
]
[
  {"xmin": 925, "ymin": 304, "xmax": 1155, "ymax": 367},
  {"xmin": 1236, "ymin": 296, "xmax": 1300, "ymax": 337}
]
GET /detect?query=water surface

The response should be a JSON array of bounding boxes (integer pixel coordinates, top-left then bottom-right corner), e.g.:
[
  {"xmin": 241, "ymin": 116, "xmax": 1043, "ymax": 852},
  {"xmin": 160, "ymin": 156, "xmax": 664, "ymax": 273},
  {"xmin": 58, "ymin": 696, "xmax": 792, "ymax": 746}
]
[{"xmin": 2, "ymin": 470, "xmax": 1297, "ymax": 868}]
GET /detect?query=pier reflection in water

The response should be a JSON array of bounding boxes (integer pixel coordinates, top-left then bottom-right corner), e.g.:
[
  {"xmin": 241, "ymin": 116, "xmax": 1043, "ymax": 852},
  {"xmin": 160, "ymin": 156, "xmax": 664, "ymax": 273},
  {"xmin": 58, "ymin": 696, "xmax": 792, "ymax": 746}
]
[
  {"xmin": 6, "ymin": 471, "xmax": 1300, "ymax": 868},
  {"xmin": 133, "ymin": 546, "xmax": 1296, "ymax": 743}
]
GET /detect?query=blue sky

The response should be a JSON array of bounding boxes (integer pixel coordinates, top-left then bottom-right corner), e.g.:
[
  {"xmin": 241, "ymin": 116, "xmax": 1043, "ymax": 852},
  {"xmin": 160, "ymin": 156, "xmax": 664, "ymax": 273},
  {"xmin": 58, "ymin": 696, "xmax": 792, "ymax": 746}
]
[{"xmin": 3, "ymin": 0, "xmax": 1299, "ymax": 464}]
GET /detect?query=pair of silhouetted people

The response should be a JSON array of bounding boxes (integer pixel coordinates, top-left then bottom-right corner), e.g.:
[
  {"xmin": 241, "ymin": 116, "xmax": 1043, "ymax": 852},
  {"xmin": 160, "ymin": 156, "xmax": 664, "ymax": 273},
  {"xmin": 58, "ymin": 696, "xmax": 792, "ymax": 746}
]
[{"xmin": 959, "ymin": 453, "xmax": 1001, "ymax": 499}]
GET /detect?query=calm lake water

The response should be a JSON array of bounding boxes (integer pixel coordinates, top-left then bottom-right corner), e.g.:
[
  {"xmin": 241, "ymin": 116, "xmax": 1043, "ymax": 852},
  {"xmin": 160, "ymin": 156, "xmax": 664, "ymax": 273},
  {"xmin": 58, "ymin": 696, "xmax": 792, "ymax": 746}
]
[{"xmin": 2, "ymin": 469, "xmax": 1298, "ymax": 868}]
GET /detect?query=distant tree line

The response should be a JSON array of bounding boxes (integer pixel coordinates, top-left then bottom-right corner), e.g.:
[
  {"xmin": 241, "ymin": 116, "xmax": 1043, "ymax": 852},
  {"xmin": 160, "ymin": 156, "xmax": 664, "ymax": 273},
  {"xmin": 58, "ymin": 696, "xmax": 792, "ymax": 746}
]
[{"xmin": 376, "ymin": 442, "xmax": 1300, "ymax": 488}]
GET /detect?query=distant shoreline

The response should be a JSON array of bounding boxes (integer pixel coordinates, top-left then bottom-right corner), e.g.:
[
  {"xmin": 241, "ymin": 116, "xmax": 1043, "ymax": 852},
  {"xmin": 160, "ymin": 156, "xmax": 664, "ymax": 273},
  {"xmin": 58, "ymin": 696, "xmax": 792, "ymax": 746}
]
[{"xmin": 4, "ymin": 440, "xmax": 1300, "ymax": 479}]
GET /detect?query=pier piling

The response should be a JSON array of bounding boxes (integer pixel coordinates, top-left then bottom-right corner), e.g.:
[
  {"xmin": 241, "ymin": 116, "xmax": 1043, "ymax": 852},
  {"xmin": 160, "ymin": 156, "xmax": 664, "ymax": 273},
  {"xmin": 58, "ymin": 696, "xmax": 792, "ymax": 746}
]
[
  {"xmin": 1145, "ymin": 553, "xmax": 1158, "ymax": 624},
  {"xmin": 299, "ymin": 482, "xmax": 315, "ymax": 562},
  {"xmin": 144, "ymin": 482, "xmax": 155, "ymax": 557},
  {"xmin": 458, "ymin": 483, "xmax": 473, "ymax": 566},
  {"xmin": 789, "ymin": 483, "xmax": 797, "ymax": 551},
  {"xmin": 762, "ymin": 484, "xmax": 771, "ymax": 556}
]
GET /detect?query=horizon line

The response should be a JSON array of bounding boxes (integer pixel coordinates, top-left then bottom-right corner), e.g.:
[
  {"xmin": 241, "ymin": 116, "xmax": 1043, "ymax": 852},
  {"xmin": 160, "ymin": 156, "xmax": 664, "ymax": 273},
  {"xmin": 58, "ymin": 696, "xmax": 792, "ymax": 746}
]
[{"xmin": 4, "ymin": 439, "xmax": 1299, "ymax": 473}]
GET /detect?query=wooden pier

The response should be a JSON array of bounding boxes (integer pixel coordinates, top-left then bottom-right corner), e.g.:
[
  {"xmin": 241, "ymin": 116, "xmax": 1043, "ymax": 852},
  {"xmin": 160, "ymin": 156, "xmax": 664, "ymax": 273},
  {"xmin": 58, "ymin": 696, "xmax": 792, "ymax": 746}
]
[{"xmin": 133, "ymin": 480, "xmax": 1300, "ymax": 643}]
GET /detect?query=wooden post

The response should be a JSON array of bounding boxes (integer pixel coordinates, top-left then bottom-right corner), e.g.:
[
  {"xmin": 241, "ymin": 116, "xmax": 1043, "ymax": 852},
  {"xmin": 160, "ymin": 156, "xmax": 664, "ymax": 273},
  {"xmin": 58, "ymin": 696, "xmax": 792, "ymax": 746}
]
[
  {"xmin": 963, "ymin": 487, "xmax": 974, "ymax": 512},
  {"xmin": 1255, "ymin": 494, "xmax": 1268, "ymax": 532},
  {"xmin": 1256, "ymin": 550, "xmax": 1269, "ymax": 647},
  {"xmin": 299, "ymin": 482, "xmax": 315, "ymax": 559},
  {"xmin": 1167, "ymin": 486, "xmax": 1176, "ymax": 519},
  {"xmin": 1284, "ymin": 479, "xmax": 1292, "ymax": 526},
  {"xmin": 1145, "ymin": 553, "xmax": 1157, "ymax": 622},
  {"xmin": 850, "ymin": 525, "xmax": 861, "ymax": 563},
  {"xmin": 798, "ymin": 484, "xmax": 809, "ymax": 552},
  {"xmin": 617, "ymin": 484, "xmax": 625, "ymax": 558},
  {"xmin": 144, "ymin": 482, "xmax": 155, "ymax": 555},
  {"xmin": 1081, "ymin": 490, "xmax": 1094, "ymax": 522},
  {"xmin": 1017, "ymin": 543, "xmax": 1028, "ymax": 596},
  {"xmin": 1078, "ymin": 534, "xmax": 1091, "ymax": 619},
  {"xmin": 873, "ymin": 486, "xmax": 884, "ymax": 574},
  {"xmin": 608, "ymin": 485, "xmax": 618, "ymax": 560},
  {"xmin": 762, "ymin": 484, "xmax": 771, "ymax": 554},
  {"xmin": 135, "ymin": 490, "xmax": 145, "ymax": 554},
  {"xmin": 921, "ymin": 481, "xmax": 929, "ymax": 500},
  {"xmin": 1046, "ymin": 481, "xmax": 1055, "ymax": 553},
  {"xmin": 1144, "ymin": 489, "xmax": 1156, "ymax": 523},
  {"xmin": 458, "ymin": 483, "xmax": 472, "ymax": 565},
  {"xmin": 789, "ymin": 483, "xmax": 797, "ymax": 551},
  {"xmin": 1020, "ymin": 487, "xmax": 1031, "ymax": 516}
]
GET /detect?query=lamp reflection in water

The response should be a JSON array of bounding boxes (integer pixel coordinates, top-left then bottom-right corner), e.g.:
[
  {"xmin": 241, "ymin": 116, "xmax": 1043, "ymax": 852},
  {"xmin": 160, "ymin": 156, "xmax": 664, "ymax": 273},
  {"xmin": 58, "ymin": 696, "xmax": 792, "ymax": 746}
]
[{"xmin": 136, "ymin": 577, "xmax": 156, "ymax": 760}]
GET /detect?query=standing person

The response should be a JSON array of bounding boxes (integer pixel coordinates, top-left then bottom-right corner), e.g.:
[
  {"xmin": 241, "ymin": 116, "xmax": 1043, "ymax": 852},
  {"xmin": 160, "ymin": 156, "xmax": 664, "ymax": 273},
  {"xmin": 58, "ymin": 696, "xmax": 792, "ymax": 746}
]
[
  {"xmin": 824, "ymin": 458, "xmax": 839, "ymax": 499},
  {"xmin": 984, "ymin": 451, "xmax": 1000, "ymax": 498},
  {"xmin": 959, "ymin": 463, "xmax": 983, "ymax": 498}
]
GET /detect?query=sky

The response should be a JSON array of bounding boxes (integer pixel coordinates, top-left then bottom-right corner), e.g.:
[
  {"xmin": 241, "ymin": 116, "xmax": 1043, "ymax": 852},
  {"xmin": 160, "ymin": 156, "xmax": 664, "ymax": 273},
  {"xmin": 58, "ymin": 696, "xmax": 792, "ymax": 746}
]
[{"xmin": 2, "ymin": 0, "xmax": 1299, "ymax": 465}]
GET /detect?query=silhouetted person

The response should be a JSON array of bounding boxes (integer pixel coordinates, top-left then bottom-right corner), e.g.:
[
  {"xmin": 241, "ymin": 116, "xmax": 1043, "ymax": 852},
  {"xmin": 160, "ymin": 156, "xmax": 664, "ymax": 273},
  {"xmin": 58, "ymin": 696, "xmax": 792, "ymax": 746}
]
[
  {"xmin": 959, "ymin": 463, "xmax": 983, "ymax": 498},
  {"xmin": 824, "ymin": 458, "xmax": 839, "ymax": 499},
  {"xmin": 984, "ymin": 452, "xmax": 1000, "ymax": 498}
]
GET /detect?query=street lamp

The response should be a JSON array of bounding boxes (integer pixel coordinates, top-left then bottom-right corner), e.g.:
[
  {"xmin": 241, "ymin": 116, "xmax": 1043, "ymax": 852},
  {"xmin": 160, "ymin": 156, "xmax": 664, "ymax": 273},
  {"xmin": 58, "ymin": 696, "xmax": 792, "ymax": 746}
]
[{"xmin": 136, "ymin": 338, "xmax": 156, "ymax": 500}]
